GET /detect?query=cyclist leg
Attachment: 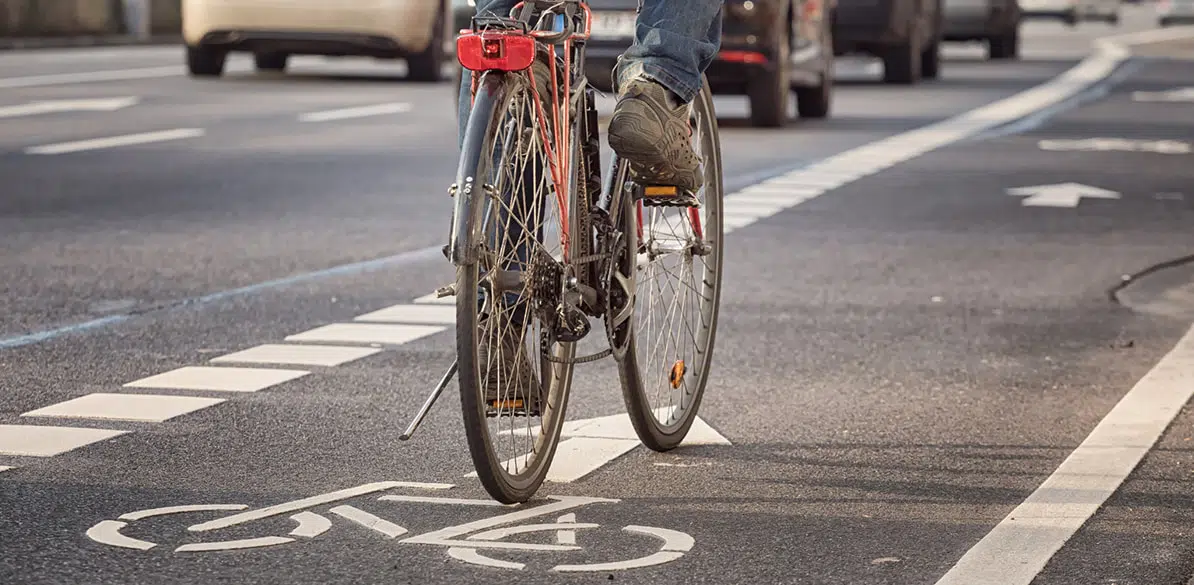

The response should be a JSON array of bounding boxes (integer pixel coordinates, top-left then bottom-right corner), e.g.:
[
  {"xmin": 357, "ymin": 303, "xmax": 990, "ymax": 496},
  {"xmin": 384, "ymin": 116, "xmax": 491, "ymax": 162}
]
[{"xmin": 608, "ymin": 0, "xmax": 723, "ymax": 193}]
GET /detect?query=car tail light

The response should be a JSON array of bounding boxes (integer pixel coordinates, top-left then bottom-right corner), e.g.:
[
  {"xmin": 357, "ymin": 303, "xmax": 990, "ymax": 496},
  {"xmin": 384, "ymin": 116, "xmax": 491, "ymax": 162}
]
[
  {"xmin": 457, "ymin": 32, "xmax": 536, "ymax": 72},
  {"xmin": 718, "ymin": 50, "xmax": 767, "ymax": 64}
]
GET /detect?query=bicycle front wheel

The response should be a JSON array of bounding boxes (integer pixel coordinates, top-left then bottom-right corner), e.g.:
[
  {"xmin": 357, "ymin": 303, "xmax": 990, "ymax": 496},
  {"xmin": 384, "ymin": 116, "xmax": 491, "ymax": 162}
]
[
  {"xmin": 455, "ymin": 66, "xmax": 578, "ymax": 504},
  {"xmin": 608, "ymin": 76, "xmax": 724, "ymax": 452}
]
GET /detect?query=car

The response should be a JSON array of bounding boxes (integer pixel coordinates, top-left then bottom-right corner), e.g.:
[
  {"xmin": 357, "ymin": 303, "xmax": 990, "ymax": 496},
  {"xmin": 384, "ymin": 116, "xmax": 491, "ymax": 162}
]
[
  {"xmin": 452, "ymin": 0, "xmax": 835, "ymax": 128},
  {"xmin": 1158, "ymin": 0, "xmax": 1194, "ymax": 25},
  {"xmin": 942, "ymin": 0, "xmax": 1021, "ymax": 60},
  {"xmin": 833, "ymin": 0, "xmax": 943, "ymax": 84},
  {"xmin": 182, "ymin": 0, "xmax": 454, "ymax": 81},
  {"xmin": 1018, "ymin": 0, "xmax": 1121, "ymax": 25}
]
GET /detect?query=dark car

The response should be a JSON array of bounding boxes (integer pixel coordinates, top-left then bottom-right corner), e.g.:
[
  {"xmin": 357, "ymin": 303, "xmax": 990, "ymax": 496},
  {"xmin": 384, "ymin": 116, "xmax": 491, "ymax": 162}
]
[
  {"xmin": 833, "ymin": 0, "xmax": 943, "ymax": 84},
  {"xmin": 452, "ymin": 0, "xmax": 834, "ymax": 128}
]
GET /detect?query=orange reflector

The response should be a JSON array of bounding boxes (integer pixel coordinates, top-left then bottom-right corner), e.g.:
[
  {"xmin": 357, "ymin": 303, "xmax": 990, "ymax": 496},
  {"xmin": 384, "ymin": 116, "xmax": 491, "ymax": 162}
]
[
  {"xmin": 645, "ymin": 186, "xmax": 679, "ymax": 197},
  {"xmin": 490, "ymin": 399, "xmax": 525, "ymax": 409},
  {"xmin": 669, "ymin": 360, "xmax": 686, "ymax": 389}
]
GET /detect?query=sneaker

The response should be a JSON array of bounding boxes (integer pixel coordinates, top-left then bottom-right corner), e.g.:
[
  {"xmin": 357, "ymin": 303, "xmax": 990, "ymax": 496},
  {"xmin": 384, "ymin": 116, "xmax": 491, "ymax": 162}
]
[
  {"xmin": 476, "ymin": 317, "xmax": 542, "ymax": 416},
  {"xmin": 607, "ymin": 76, "xmax": 703, "ymax": 194}
]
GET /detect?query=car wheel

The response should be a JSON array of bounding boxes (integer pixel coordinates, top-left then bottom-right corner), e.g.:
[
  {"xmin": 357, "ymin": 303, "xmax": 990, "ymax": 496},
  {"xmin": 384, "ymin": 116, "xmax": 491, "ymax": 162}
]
[
  {"xmin": 883, "ymin": 32, "xmax": 922, "ymax": 84},
  {"xmin": 988, "ymin": 27, "xmax": 1019, "ymax": 59},
  {"xmin": 254, "ymin": 52, "xmax": 288, "ymax": 72},
  {"xmin": 795, "ymin": 22, "xmax": 832, "ymax": 119},
  {"xmin": 1063, "ymin": 10, "xmax": 1079, "ymax": 26},
  {"xmin": 187, "ymin": 45, "xmax": 226, "ymax": 77},
  {"xmin": 1107, "ymin": 11, "xmax": 1120, "ymax": 25},
  {"xmin": 921, "ymin": 39, "xmax": 941, "ymax": 79},
  {"xmin": 746, "ymin": 17, "xmax": 791, "ymax": 128},
  {"xmin": 408, "ymin": 0, "xmax": 447, "ymax": 82}
]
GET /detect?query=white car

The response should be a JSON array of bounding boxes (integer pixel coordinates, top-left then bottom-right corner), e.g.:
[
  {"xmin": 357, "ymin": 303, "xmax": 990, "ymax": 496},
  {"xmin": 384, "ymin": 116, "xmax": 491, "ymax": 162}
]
[{"xmin": 182, "ymin": 0, "xmax": 453, "ymax": 81}]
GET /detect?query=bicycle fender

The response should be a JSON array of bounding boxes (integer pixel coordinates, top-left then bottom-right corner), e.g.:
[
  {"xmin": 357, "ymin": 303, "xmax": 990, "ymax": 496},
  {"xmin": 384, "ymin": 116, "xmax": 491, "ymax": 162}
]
[{"xmin": 449, "ymin": 71, "xmax": 511, "ymax": 267}]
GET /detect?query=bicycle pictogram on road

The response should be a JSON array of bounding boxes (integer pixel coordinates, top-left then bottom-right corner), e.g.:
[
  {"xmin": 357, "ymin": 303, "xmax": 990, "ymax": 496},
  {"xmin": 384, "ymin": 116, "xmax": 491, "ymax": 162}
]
[{"xmin": 85, "ymin": 480, "xmax": 694, "ymax": 572}]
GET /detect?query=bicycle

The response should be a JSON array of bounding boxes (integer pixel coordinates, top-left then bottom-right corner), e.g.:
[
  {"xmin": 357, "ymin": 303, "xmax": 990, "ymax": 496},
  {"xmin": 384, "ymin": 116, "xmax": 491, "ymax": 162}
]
[{"xmin": 401, "ymin": 0, "xmax": 724, "ymax": 505}]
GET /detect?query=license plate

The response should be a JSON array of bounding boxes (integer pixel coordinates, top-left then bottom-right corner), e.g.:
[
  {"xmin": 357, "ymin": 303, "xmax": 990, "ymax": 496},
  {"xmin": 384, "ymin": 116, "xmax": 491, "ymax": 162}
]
[{"xmin": 590, "ymin": 11, "xmax": 637, "ymax": 40}]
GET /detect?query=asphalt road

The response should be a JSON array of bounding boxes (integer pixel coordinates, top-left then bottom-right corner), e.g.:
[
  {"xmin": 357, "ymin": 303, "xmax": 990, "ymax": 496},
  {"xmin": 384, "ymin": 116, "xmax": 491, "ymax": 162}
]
[{"xmin": 4, "ymin": 7, "xmax": 1194, "ymax": 585}]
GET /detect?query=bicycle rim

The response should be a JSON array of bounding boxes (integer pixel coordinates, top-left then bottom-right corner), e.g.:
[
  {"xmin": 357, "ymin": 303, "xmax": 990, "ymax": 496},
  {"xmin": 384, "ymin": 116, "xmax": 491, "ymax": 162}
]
[
  {"xmin": 457, "ymin": 67, "xmax": 577, "ymax": 504},
  {"xmin": 609, "ymin": 76, "xmax": 724, "ymax": 452}
]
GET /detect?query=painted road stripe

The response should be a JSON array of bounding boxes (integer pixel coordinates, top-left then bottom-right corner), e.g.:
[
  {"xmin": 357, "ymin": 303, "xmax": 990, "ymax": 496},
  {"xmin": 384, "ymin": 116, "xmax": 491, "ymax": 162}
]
[
  {"xmin": 722, "ymin": 200, "xmax": 792, "ymax": 215},
  {"xmin": 285, "ymin": 323, "xmax": 445, "ymax": 345},
  {"xmin": 413, "ymin": 292, "xmax": 455, "ymax": 305},
  {"xmin": 298, "ymin": 102, "xmax": 411, "ymax": 122},
  {"xmin": 124, "ymin": 366, "xmax": 309, "ymax": 393},
  {"xmin": 0, "ymin": 424, "xmax": 127, "ymax": 457},
  {"xmin": 21, "ymin": 393, "xmax": 225, "ymax": 423},
  {"xmin": 0, "ymin": 466, "xmax": 13, "ymax": 472},
  {"xmin": 25, "ymin": 128, "xmax": 205, "ymax": 155},
  {"xmin": 211, "ymin": 344, "xmax": 382, "ymax": 367},
  {"xmin": 935, "ymin": 323, "xmax": 1194, "ymax": 585},
  {"xmin": 354, "ymin": 304, "xmax": 456, "ymax": 324},
  {"xmin": 0, "ymin": 66, "xmax": 182, "ymax": 89}
]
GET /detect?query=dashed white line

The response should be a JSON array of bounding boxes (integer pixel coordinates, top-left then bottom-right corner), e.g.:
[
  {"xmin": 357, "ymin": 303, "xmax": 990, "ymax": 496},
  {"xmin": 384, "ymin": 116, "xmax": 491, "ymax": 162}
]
[
  {"xmin": 21, "ymin": 393, "xmax": 226, "ymax": 423},
  {"xmin": 0, "ymin": 466, "xmax": 13, "ymax": 473},
  {"xmin": 298, "ymin": 102, "xmax": 411, "ymax": 122},
  {"xmin": 124, "ymin": 366, "xmax": 309, "ymax": 393},
  {"xmin": 0, "ymin": 424, "xmax": 127, "ymax": 457},
  {"xmin": 285, "ymin": 323, "xmax": 445, "ymax": 345},
  {"xmin": 25, "ymin": 128, "xmax": 205, "ymax": 155},
  {"xmin": 210, "ymin": 344, "xmax": 382, "ymax": 367},
  {"xmin": 354, "ymin": 304, "xmax": 457, "ymax": 324},
  {"xmin": 0, "ymin": 66, "xmax": 182, "ymax": 89}
]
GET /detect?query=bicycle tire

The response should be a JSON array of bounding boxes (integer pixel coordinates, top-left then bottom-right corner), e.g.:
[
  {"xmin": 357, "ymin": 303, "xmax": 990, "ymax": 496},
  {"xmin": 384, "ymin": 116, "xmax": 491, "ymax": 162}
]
[
  {"xmin": 607, "ymin": 75, "xmax": 724, "ymax": 452},
  {"xmin": 455, "ymin": 67, "xmax": 581, "ymax": 504}
]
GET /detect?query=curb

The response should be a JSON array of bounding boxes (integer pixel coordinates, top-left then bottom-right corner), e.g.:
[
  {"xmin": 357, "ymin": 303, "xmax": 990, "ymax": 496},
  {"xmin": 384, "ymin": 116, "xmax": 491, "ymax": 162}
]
[{"xmin": 0, "ymin": 35, "xmax": 181, "ymax": 51}]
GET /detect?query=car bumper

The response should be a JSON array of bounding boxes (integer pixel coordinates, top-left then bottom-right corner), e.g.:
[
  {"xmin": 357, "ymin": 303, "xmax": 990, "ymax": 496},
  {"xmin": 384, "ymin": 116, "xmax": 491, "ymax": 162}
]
[
  {"xmin": 943, "ymin": 3, "xmax": 1020, "ymax": 38},
  {"xmin": 183, "ymin": 0, "xmax": 437, "ymax": 54},
  {"xmin": 833, "ymin": 0, "xmax": 917, "ymax": 46}
]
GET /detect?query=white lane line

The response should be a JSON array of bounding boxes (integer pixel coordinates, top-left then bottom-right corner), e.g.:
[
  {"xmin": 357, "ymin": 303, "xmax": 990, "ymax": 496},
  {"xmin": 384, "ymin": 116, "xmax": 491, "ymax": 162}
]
[
  {"xmin": 354, "ymin": 304, "xmax": 456, "ymax": 324},
  {"xmin": 329, "ymin": 505, "xmax": 409, "ymax": 538},
  {"xmin": 210, "ymin": 344, "xmax": 382, "ymax": 367},
  {"xmin": 25, "ymin": 128, "xmax": 205, "ymax": 155},
  {"xmin": 124, "ymin": 366, "xmax": 309, "ymax": 393},
  {"xmin": 285, "ymin": 323, "xmax": 446, "ymax": 345},
  {"xmin": 0, "ymin": 424, "xmax": 127, "ymax": 457},
  {"xmin": 21, "ymin": 393, "xmax": 226, "ymax": 423},
  {"xmin": 413, "ymin": 292, "xmax": 455, "ymax": 305},
  {"xmin": 0, "ymin": 66, "xmax": 182, "ymax": 89},
  {"xmin": 0, "ymin": 466, "xmax": 13, "ymax": 472},
  {"xmin": 934, "ymin": 323, "xmax": 1194, "ymax": 585},
  {"xmin": 298, "ymin": 102, "xmax": 411, "ymax": 122},
  {"xmin": 722, "ymin": 200, "xmax": 792, "ymax": 215}
]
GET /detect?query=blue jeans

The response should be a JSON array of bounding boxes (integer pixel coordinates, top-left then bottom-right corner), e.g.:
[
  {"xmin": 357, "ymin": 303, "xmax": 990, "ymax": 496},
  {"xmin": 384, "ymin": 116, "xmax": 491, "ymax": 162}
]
[{"xmin": 457, "ymin": 0, "xmax": 724, "ymax": 142}]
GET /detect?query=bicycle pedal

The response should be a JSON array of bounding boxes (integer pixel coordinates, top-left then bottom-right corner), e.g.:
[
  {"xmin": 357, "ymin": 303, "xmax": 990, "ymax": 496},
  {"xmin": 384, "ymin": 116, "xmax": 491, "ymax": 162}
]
[
  {"xmin": 485, "ymin": 399, "xmax": 541, "ymax": 418},
  {"xmin": 637, "ymin": 185, "xmax": 700, "ymax": 208}
]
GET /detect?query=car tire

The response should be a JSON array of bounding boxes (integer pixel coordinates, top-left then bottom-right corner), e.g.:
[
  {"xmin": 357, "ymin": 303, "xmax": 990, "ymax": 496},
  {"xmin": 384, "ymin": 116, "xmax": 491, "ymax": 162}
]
[
  {"xmin": 1063, "ymin": 10, "xmax": 1079, "ymax": 26},
  {"xmin": 408, "ymin": 0, "xmax": 447, "ymax": 82},
  {"xmin": 988, "ymin": 27, "xmax": 1019, "ymax": 59},
  {"xmin": 1107, "ymin": 11, "xmax": 1120, "ymax": 25},
  {"xmin": 746, "ymin": 17, "xmax": 791, "ymax": 128},
  {"xmin": 795, "ymin": 21, "xmax": 833, "ymax": 119},
  {"xmin": 187, "ymin": 45, "xmax": 226, "ymax": 77},
  {"xmin": 883, "ymin": 33, "xmax": 922, "ymax": 84},
  {"xmin": 254, "ymin": 52, "xmax": 288, "ymax": 72},
  {"xmin": 921, "ymin": 39, "xmax": 941, "ymax": 79}
]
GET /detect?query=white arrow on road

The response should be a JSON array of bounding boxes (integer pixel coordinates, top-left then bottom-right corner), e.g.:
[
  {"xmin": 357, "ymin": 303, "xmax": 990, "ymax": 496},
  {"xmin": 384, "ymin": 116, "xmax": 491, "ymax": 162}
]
[
  {"xmin": 1007, "ymin": 182, "xmax": 1122, "ymax": 208},
  {"xmin": 0, "ymin": 97, "xmax": 139, "ymax": 119},
  {"xmin": 1131, "ymin": 87, "xmax": 1194, "ymax": 103}
]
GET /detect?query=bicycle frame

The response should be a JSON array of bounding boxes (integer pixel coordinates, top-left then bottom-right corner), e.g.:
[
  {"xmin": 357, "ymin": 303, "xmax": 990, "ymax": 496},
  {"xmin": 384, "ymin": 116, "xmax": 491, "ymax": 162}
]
[{"xmin": 447, "ymin": 0, "xmax": 593, "ymax": 268}]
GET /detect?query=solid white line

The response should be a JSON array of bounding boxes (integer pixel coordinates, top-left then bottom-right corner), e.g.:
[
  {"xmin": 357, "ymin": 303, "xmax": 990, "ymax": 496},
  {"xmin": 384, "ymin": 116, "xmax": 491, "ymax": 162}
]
[
  {"xmin": 21, "ymin": 393, "xmax": 226, "ymax": 423},
  {"xmin": 354, "ymin": 304, "xmax": 457, "ymax": 324},
  {"xmin": 935, "ymin": 324, "xmax": 1194, "ymax": 585},
  {"xmin": 285, "ymin": 323, "xmax": 446, "ymax": 345},
  {"xmin": 25, "ymin": 128, "xmax": 205, "ymax": 155},
  {"xmin": 0, "ymin": 424, "xmax": 127, "ymax": 457},
  {"xmin": 0, "ymin": 66, "xmax": 182, "ymax": 89},
  {"xmin": 210, "ymin": 344, "xmax": 382, "ymax": 367},
  {"xmin": 0, "ymin": 466, "xmax": 13, "ymax": 472},
  {"xmin": 124, "ymin": 366, "xmax": 309, "ymax": 393},
  {"xmin": 298, "ymin": 102, "xmax": 411, "ymax": 122}
]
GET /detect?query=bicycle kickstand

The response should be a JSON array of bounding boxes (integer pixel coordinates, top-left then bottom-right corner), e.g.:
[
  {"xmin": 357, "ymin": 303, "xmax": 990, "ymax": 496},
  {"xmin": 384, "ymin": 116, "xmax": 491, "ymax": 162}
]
[{"xmin": 398, "ymin": 359, "xmax": 458, "ymax": 441}]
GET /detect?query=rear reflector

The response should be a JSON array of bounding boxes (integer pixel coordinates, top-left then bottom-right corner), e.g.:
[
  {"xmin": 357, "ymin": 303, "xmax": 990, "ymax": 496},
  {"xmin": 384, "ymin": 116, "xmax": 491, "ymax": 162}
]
[{"xmin": 457, "ymin": 32, "xmax": 536, "ymax": 72}]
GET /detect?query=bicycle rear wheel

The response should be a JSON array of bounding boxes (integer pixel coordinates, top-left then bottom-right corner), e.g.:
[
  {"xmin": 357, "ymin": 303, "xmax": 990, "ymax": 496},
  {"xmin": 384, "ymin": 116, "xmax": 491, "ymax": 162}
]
[
  {"xmin": 455, "ymin": 65, "xmax": 581, "ymax": 504},
  {"xmin": 607, "ymin": 76, "xmax": 724, "ymax": 452}
]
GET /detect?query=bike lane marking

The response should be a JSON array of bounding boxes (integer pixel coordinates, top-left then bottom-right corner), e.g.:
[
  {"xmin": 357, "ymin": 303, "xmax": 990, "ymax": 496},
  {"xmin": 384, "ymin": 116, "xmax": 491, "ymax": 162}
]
[
  {"xmin": 0, "ymin": 424, "xmax": 127, "ymax": 457},
  {"xmin": 210, "ymin": 344, "xmax": 382, "ymax": 367}
]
